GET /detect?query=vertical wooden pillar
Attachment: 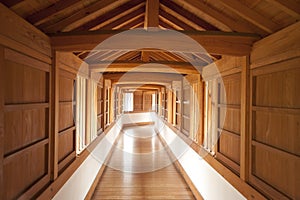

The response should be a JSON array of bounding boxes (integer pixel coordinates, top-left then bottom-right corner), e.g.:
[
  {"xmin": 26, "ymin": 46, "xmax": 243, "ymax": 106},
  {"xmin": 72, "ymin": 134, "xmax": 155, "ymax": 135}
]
[
  {"xmin": 50, "ymin": 51, "xmax": 59, "ymax": 180},
  {"xmin": 240, "ymin": 56, "xmax": 250, "ymax": 180},
  {"xmin": 85, "ymin": 78, "xmax": 91, "ymax": 145},
  {"xmin": 0, "ymin": 46, "xmax": 5, "ymax": 200},
  {"xmin": 144, "ymin": 0, "xmax": 159, "ymax": 28}
]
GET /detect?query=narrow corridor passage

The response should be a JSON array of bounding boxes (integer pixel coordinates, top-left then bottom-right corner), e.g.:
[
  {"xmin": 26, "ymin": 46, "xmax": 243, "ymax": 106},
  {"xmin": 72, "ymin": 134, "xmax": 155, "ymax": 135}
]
[{"xmin": 91, "ymin": 125, "xmax": 195, "ymax": 199}]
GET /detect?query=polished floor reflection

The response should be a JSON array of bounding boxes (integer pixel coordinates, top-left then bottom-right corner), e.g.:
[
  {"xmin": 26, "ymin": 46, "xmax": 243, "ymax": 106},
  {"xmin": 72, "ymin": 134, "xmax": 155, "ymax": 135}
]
[{"xmin": 92, "ymin": 125, "xmax": 195, "ymax": 199}]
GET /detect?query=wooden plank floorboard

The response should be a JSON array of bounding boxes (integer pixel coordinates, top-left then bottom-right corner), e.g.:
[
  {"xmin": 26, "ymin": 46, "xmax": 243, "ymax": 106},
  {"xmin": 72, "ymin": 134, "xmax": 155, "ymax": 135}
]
[{"xmin": 91, "ymin": 125, "xmax": 195, "ymax": 200}]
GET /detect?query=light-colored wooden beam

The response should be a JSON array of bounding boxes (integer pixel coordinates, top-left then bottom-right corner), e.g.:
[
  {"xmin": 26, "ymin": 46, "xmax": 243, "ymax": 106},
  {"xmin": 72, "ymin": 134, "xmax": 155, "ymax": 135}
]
[
  {"xmin": 144, "ymin": 0, "xmax": 159, "ymax": 28},
  {"xmin": 160, "ymin": 4, "xmax": 204, "ymax": 31},
  {"xmin": 141, "ymin": 51, "xmax": 150, "ymax": 62},
  {"xmin": 266, "ymin": 0, "xmax": 300, "ymax": 20},
  {"xmin": 26, "ymin": 0, "xmax": 82, "ymax": 25},
  {"xmin": 104, "ymin": 72, "xmax": 182, "ymax": 83},
  {"xmin": 90, "ymin": 61, "xmax": 201, "ymax": 74},
  {"xmin": 92, "ymin": 3, "xmax": 145, "ymax": 30},
  {"xmin": 218, "ymin": 0, "xmax": 279, "ymax": 33},
  {"xmin": 113, "ymin": 14, "xmax": 144, "ymax": 30},
  {"xmin": 159, "ymin": 16, "xmax": 183, "ymax": 30},
  {"xmin": 240, "ymin": 56, "xmax": 250, "ymax": 181},
  {"xmin": 176, "ymin": 0, "xmax": 258, "ymax": 33},
  {"xmin": 42, "ymin": 0, "xmax": 130, "ymax": 33},
  {"xmin": 51, "ymin": 30, "xmax": 260, "ymax": 56}
]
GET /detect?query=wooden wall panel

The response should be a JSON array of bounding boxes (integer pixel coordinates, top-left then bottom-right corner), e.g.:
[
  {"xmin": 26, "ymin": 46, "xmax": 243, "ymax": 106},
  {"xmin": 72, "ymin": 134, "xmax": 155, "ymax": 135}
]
[
  {"xmin": 59, "ymin": 77, "xmax": 74, "ymax": 102},
  {"xmin": 219, "ymin": 108, "xmax": 241, "ymax": 134},
  {"xmin": 216, "ymin": 72, "xmax": 242, "ymax": 175},
  {"xmin": 1, "ymin": 47, "xmax": 51, "ymax": 200},
  {"xmin": 254, "ymin": 68, "xmax": 300, "ymax": 108},
  {"xmin": 134, "ymin": 91, "xmax": 143, "ymax": 111},
  {"xmin": 4, "ymin": 108, "xmax": 47, "ymax": 155},
  {"xmin": 3, "ymin": 144, "xmax": 48, "ymax": 200},
  {"xmin": 57, "ymin": 68, "xmax": 76, "ymax": 173},
  {"xmin": 58, "ymin": 103, "xmax": 74, "ymax": 131},
  {"xmin": 4, "ymin": 61, "xmax": 48, "ymax": 104},
  {"xmin": 250, "ymin": 23, "xmax": 300, "ymax": 199},
  {"xmin": 253, "ymin": 111, "xmax": 300, "ymax": 155},
  {"xmin": 58, "ymin": 130, "xmax": 75, "ymax": 163},
  {"xmin": 251, "ymin": 145, "xmax": 299, "ymax": 199}
]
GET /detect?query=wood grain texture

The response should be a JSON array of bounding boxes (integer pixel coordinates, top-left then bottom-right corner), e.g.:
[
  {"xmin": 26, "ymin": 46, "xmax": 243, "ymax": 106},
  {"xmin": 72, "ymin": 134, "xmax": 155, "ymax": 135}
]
[{"xmin": 92, "ymin": 125, "xmax": 195, "ymax": 200}]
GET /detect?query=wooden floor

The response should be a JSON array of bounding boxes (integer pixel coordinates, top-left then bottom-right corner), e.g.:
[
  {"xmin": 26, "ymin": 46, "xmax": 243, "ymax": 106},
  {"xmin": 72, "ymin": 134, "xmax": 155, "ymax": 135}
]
[{"xmin": 92, "ymin": 125, "xmax": 195, "ymax": 200}]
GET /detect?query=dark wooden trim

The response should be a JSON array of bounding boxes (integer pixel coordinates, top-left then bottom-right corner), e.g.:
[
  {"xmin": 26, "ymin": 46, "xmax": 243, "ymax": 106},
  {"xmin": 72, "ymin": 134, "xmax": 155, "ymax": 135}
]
[
  {"xmin": 58, "ymin": 151, "xmax": 76, "ymax": 173},
  {"xmin": 3, "ymin": 139, "xmax": 49, "ymax": 164},
  {"xmin": 4, "ymin": 102, "xmax": 49, "ymax": 111},
  {"xmin": 18, "ymin": 174, "xmax": 50, "ymax": 200},
  {"xmin": 216, "ymin": 152, "xmax": 240, "ymax": 175},
  {"xmin": 0, "ymin": 46, "xmax": 5, "ymax": 200},
  {"xmin": 249, "ymin": 175, "xmax": 290, "ymax": 200},
  {"xmin": 58, "ymin": 126, "xmax": 76, "ymax": 136}
]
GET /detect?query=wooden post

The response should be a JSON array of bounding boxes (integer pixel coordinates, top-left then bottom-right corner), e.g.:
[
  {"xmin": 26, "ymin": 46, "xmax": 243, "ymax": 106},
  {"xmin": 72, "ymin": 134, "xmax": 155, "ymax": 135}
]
[
  {"xmin": 51, "ymin": 51, "xmax": 59, "ymax": 180},
  {"xmin": 0, "ymin": 46, "xmax": 5, "ymax": 199},
  {"xmin": 240, "ymin": 56, "xmax": 250, "ymax": 180},
  {"xmin": 85, "ymin": 78, "xmax": 91, "ymax": 145},
  {"xmin": 144, "ymin": 0, "xmax": 159, "ymax": 28}
]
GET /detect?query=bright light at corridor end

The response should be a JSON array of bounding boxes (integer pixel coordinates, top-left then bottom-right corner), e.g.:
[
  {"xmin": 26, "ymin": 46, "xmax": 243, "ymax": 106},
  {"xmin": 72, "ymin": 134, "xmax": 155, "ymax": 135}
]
[{"xmin": 76, "ymin": 28, "xmax": 227, "ymax": 173}]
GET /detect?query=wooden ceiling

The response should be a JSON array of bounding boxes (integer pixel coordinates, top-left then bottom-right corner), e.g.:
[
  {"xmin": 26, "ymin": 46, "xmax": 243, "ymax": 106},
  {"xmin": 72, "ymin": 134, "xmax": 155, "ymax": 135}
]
[{"xmin": 1, "ymin": 0, "xmax": 299, "ymax": 73}]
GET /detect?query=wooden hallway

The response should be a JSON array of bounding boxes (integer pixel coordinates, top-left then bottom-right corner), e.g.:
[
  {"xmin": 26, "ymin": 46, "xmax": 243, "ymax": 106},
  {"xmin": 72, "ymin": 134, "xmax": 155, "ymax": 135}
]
[{"xmin": 91, "ymin": 125, "xmax": 195, "ymax": 200}]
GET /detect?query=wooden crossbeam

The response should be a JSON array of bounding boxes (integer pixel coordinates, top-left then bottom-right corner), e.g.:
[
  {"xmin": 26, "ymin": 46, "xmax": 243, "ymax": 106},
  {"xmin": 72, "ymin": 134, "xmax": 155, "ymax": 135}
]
[
  {"xmin": 118, "ymin": 17, "xmax": 144, "ymax": 29},
  {"xmin": 159, "ymin": 9, "xmax": 195, "ymax": 31},
  {"xmin": 218, "ymin": 0, "xmax": 279, "ymax": 33},
  {"xmin": 103, "ymin": 72, "xmax": 182, "ymax": 83},
  {"xmin": 74, "ymin": 0, "xmax": 144, "ymax": 31},
  {"xmin": 89, "ymin": 61, "xmax": 201, "ymax": 74},
  {"xmin": 160, "ymin": 0, "xmax": 218, "ymax": 31},
  {"xmin": 179, "ymin": 0, "xmax": 258, "ymax": 33},
  {"xmin": 42, "ymin": 0, "xmax": 129, "ymax": 33},
  {"xmin": 50, "ymin": 30, "xmax": 260, "ymax": 56},
  {"xmin": 26, "ymin": 0, "xmax": 82, "ymax": 24},
  {"xmin": 266, "ymin": 0, "xmax": 300, "ymax": 20},
  {"xmin": 100, "ymin": 8, "xmax": 145, "ymax": 30},
  {"xmin": 0, "ymin": 0, "xmax": 23, "ymax": 7},
  {"xmin": 159, "ymin": 16, "xmax": 183, "ymax": 30}
]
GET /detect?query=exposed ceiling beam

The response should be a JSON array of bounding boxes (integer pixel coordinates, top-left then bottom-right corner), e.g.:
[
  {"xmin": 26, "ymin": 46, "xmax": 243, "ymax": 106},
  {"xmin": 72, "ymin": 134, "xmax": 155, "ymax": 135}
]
[
  {"xmin": 26, "ymin": 0, "xmax": 82, "ymax": 25},
  {"xmin": 89, "ymin": 61, "xmax": 201, "ymax": 74},
  {"xmin": 41, "ymin": 0, "xmax": 130, "ymax": 33},
  {"xmin": 74, "ymin": 0, "xmax": 144, "ymax": 31},
  {"xmin": 141, "ymin": 51, "xmax": 150, "ymax": 62},
  {"xmin": 103, "ymin": 72, "xmax": 182, "ymax": 83},
  {"xmin": 159, "ymin": 9, "xmax": 195, "ymax": 31},
  {"xmin": 159, "ymin": 15, "xmax": 183, "ymax": 30},
  {"xmin": 179, "ymin": 0, "xmax": 258, "ymax": 33},
  {"xmin": 50, "ymin": 30, "xmax": 260, "ymax": 56},
  {"xmin": 117, "ymin": 51, "xmax": 141, "ymax": 61},
  {"xmin": 0, "ymin": 0, "xmax": 23, "ymax": 7},
  {"xmin": 160, "ymin": 0, "xmax": 218, "ymax": 31},
  {"xmin": 159, "ymin": 20, "xmax": 177, "ymax": 30},
  {"xmin": 218, "ymin": 0, "xmax": 279, "ymax": 33},
  {"xmin": 118, "ymin": 17, "xmax": 144, "ymax": 29},
  {"xmin": 144, "ymin": 0, "xmax": 159, "ymax": 28},
  {"xmin": 266, "ymin": 0, "xmax": 300, "ymax": 20},
  {"xmin": 160, "ymin": 4, "xmax": 204, "ymax": 31},
  {"xmin": 100, "ymin": 8, "xmax": 145, "ymax": 30}
]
